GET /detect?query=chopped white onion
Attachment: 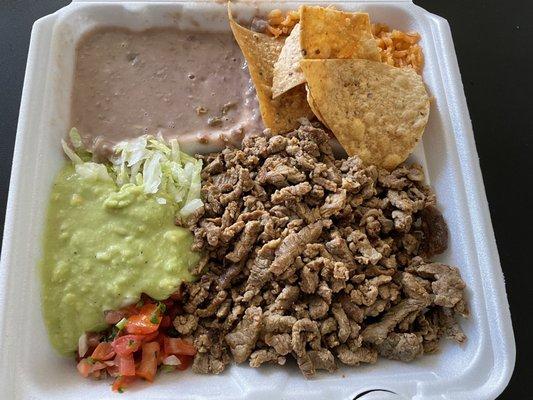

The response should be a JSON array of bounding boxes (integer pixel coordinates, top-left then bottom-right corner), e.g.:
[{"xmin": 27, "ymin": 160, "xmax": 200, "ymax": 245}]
[
  {"xmin": 78, "ymin": 333, "xmax": 88, "ymax": 358},
  {"xmin": 162, "ymin": 355, "xmax": 181, "ymax": 366}
]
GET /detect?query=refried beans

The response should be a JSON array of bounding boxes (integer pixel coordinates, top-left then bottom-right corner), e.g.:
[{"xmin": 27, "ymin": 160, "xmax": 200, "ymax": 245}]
[{"xmin": 70, "ymin": 27, "xmax": 263, "ymax": 157}]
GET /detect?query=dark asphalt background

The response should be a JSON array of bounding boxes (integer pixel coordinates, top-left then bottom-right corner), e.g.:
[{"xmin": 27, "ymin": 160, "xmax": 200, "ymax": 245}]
[{"xmin": 0, "ymin": 1, "xmax": 531, "ymax": 398}]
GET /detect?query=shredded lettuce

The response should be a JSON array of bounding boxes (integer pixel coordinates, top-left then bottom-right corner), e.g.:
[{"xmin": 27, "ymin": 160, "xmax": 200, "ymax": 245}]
[
  {"xmin": 61, "ymin": 139, "xmax": 82, "ymax": 165},
  {"xmin": 62, "ymin": 132, "xmax": 204, "ymax": 218},
  {"xmin": 69, "ymin": 127, "xmax": 83, "ymax": 149},
  {"xmin": 75, "ymin": 162, "xmax": 113, "ymax": 182},
  {"xmin": 142, "ymin": 152, "xmax": 163, "ymax": 194},
  {"xmin": 180, "ymin": 198, "xmax": 204, "ymax": 218},
  {"xmin": 113, "ymin": 136, "xmax": 148, "ymax": 167}
]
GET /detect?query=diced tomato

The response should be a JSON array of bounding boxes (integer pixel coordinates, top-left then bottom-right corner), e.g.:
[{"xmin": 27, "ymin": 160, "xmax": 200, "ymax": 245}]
[
  {"xmin": 125, "ymin": 315, "xmax": 158, "ymax": 335},
  {"xmin": 91, "ymin": 342, "xmax": 115, "ymax": 361},
  {"xmin": 163, "ymin": 336, "xmax": 197, "ymax": 356},
  {"xmin": 141, "ymin": 331, "xmax": 159, "ymax": 343},
  {"xmin": 77, "ymin": 359, "xmax": 92, "ymax": 378},
  {"xmin": 136, "ymin": 342, "xmax": 160, "ymax": 382},
  {"xmin": 160, "ymin": 315, "xmax": 171, "ymax": 328},
  {"xmin": 175, "ymin": 355, "xmax": 193, "ymax": 371},
  {"xmin": 120, "ymin": 304, "xmax": 140, "ymax": 318},
  {"xmin": 112, "ymin": 335, "xmax": 142, "ymax": 356},
  {"xmin": 155, "ymin": 334, "xmax": 167, "ymax": 363},
  {"xmin": 140, "ymin": 303, "xmax": 158, "ymax": 315},
  {"xmin": 77, "ymin": 358, "xmax": 109, "ymax": 378},
  {"xmin": 125, "ymin": 303, "xmax": 161, "ymax": 335},
  {"xmin": 116, "ymin": 353, "xmax": 136, "ymax": 377},
  {"xmin": 112, "ymin": 375, "xmax": 137, "ymax": 392}
]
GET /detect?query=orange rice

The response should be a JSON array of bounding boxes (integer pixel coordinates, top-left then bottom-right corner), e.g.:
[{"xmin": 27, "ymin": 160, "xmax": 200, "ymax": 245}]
[
  {"xmin": 266, "ymin": 9, "xmax": 300, "ymax": 37},
  {"xmin": 372, "ymin": 23, "xmax": 424, "ymax": 73}
]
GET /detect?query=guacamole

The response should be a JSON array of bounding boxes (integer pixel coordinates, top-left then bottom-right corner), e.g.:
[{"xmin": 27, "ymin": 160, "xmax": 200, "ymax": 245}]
[{"xmin": 40, "ymin": 164, "xmax": 199, "ymax": 354}]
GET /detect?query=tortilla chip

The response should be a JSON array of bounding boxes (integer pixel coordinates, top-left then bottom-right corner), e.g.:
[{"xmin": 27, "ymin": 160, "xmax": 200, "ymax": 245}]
[
  {"xmin": 305, "ymin": 84, "xmax": 328, "ymax": 129},
  {"xmin": 301, "ymin": 59, "xmax": 430, "ymax": 170},
  {"xmin": 272, "ymin": 23, "xmax": 305, "ymax": 99},
  {"xmin": 228, "ymin": 10, "xmax": 313, "ymax": 133},
  {"xmin": 299, "ymin": 6, "xmax": 380, "ymax": 61}
]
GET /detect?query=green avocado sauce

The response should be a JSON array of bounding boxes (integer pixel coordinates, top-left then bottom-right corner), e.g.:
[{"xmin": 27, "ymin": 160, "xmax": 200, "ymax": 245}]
[{"xmin": 40, "ymin": 164, "xmax": 199, "ymax": 354}]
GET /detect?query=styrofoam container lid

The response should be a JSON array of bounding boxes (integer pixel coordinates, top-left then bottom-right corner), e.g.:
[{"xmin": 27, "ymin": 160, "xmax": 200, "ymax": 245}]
[{"xmin": 0, "ymin": 1, "xmax": 515, "ymax": 399}]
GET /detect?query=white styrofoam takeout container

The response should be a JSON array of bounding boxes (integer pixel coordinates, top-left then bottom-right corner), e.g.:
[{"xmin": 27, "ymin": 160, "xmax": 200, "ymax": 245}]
[{"xmin": 0, "ymin": 0, "xmax": 515, "ymax": 399}]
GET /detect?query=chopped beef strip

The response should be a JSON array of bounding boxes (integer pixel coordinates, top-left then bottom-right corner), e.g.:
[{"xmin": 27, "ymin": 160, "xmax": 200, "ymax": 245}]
[
  {"xmin": 270, "ymin": 220, "xmax": 327, "ymax": 275},
  {"xmin": 264, "ymin": 333, "xmax": 293, "ymax": 355},
  {"xmin": 249, "ymin": 349, "xmax": 287, "ymax": 367},
  {"xmin": 361, "ymin": 299, "xmax": 427, "ymax": 344},
  {"xmin": 225, "ymin": 220, "xmax": 262, "ymax": 263},
  {"xmin": 177, "ymin": 125, "xmax": 468, "ymax": 377},
  {"xmin": 263, "ymin": 314, "xmax": 297, "ymax": 333},
  {"xmin": 336, "ymin": 344, "xmax": 378, "ymax": 366},
  {"xmin": 408, "ymin": 263, "xmax": 467, "ymax": 310},
  {"xmin": 420, "ymin": 205, "xmax": 449, "ymax": 257},
  {"xmin": 269, "ymin": 285, "xmax": 300, "ymax": 313},
  {"xmin": 225, "ymin": 306, "xmax": 263, "ymax": 363},
  {"xmin": 308, "ymin": 348, "xmax": 337, "ymax": 372},
  {"xmin": 376, "ymin": 332, "xmax": 424, "ymax": 362}
]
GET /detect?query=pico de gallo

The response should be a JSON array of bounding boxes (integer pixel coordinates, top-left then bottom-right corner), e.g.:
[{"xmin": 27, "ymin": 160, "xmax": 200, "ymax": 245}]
[{"xmin": 76, "ymin": 293, "xmax": 196, "ymax": 393}]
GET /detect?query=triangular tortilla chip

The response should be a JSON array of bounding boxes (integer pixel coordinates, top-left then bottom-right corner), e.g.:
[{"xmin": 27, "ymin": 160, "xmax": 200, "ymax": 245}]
[
  {"xmin": 301, "ymin": 59, "xmax": 430, "ymax": 170},
  {"xmin": 228, "ymin": 9, "xmax": 313, "ymax": 133},
  {"xmin": 299, "ymin": 6, "xmax": 380, "ymax": 61},
  {"xmin": 272, "ymin": 23, "xmax": 305, "ymax": 99}
]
